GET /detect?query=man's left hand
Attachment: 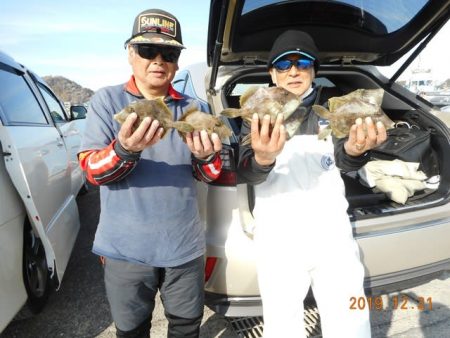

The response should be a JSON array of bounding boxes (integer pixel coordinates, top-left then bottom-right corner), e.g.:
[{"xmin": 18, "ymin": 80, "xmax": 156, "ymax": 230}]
[
  {"xmin": 186, "ymin": 130, "xmax": 222, "ymax": 160},
  {"xmin": 344, "ymin": 117, "xmax": 387, "ymax": 156}
]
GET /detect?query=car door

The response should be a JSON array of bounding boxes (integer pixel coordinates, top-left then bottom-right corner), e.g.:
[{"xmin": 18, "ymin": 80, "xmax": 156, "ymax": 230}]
[
  {"xmin": 33, "ymin": 77, "xmax": 84, "ymax": 197},
  {"xmin": 0, "ymin": 59, "xmax": 79, "ymax": 282}
]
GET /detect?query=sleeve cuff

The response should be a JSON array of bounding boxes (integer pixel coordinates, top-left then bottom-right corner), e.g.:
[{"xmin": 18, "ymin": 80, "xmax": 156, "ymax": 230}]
[
  {"xmin": 347, "ymin": 150, "xmax": 370, "ymax": 160},
  {"xmin": 251, "ymin": 157, "xmax": 275, "ymax": 173},
  {"xmin": 113, "ymin": 140, "xmax": 141, "ymax": 161},
  {"xmin": 192, "ymin": 152, "xmax": 218, "ymax": 164}
]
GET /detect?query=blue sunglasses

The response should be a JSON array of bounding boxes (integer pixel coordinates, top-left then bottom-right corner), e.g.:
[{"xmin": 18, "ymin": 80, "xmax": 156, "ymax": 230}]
[{"xmin": 273, "ymin": 59, "xmax": 314, "ymax": 72}]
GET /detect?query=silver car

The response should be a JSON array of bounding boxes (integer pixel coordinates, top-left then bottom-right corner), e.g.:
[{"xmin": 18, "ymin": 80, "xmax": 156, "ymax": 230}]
[
  {"xmin": 0, "ymin": 51, "xmax": 87, "ymax": 331},
  {"xmin": 173, "ymin": 0, "xmax": 450, "ymax": 316}
]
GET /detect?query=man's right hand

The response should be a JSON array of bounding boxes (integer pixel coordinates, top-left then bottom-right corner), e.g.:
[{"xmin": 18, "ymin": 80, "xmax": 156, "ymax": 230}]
[
  {"xmin": 251, "ymin": 113, "xmax": 286, "ymax": 166},
  {"xmin": 118, "ymin": 112, "xmax": 164, "ymax": 153}
]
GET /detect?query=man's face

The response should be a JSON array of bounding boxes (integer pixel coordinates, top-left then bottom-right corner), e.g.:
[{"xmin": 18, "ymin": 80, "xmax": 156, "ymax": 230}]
[
  {"xmin": 269, "ymin": 54, "xmax": 315, "ymax": 96},
  {"xmin": 128, "ymin": 44, "xmax": 180, "ymax": 93}
]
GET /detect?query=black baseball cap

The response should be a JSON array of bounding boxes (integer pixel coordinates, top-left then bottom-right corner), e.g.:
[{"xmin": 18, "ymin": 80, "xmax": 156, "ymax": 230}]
[
  {"xmin": 267, "ymin": 30, "xmax": 320, "ymax": 72},
  {"xmin": 124, "ymin": 9, "xmax": 185, "ymax": 49}
]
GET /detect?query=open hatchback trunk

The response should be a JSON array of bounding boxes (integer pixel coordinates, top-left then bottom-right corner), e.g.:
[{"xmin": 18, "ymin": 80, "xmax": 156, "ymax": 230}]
[
  {"xmin": 219, "ymin": 65, "xmax": 450, "ymax": 219},
  {"xmin": 207, "ymin": 0, "xmax": 450, "ymax": 220}
]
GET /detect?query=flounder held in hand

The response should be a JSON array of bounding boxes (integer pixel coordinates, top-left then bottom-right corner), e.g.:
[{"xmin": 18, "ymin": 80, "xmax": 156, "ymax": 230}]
[
  {"xmin": 177, "ymin": 106, "xmax": 232, "ymax": 141},
  {"xmin": 220, "ymin": 86, "xmax": 307, "ymax": 145},
  {"xmin": 113, "ymin": 98, "xmax": 193, "ymax": 137},
  {"xmin": 312, "ymin": 88, "xmax": 395, "ymax": 139}
]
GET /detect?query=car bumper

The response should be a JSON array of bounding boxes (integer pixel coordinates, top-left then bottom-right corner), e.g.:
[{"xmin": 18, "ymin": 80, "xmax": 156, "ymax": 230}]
[
  {"xmin": 205, "ymin": 292, "xmax": 262, "ymax": 317},
  {"xmin": 366, "ymin": 258, "xmax": 450, "ymax": 295}
]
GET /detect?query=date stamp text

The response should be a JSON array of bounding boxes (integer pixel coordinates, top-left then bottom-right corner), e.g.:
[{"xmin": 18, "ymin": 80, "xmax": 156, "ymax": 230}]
[{"xmin": 349, "ymin": 295, "xmax": 433, "ymax": 311}]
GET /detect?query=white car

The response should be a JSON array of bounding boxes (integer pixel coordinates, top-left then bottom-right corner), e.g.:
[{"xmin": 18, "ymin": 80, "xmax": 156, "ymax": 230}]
[
  {"xmin": 173, "ymin": 0, "xmax": 450, "ymax": 317},
  {"xmin": 0, "ymin": 51, "xmax": 87, "ymax": 332}
]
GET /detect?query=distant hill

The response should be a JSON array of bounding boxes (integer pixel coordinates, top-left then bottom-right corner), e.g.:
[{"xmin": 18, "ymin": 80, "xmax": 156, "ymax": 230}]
[
  {"xmin": 42, "ymin": 75, "xmax": 94, "ymax": 104},
  {"xmin": 438, "ymin": 79, "xmax": 450, "ymax": 90}
]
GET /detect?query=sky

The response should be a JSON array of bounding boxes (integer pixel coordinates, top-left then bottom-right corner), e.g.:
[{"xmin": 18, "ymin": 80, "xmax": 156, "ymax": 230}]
[
  {"xmin": 1, "ymin": 1, "xmax": 449, "ymax": 91},
  {"xmin": 0, "ymin": 0, "xmax": 210, "ymax": 90}
]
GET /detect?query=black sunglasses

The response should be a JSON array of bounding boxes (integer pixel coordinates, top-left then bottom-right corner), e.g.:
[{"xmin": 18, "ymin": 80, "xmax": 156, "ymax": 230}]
[{"xmin": 134, "ymin": 45, "xmax": 181, "ymax": 63}]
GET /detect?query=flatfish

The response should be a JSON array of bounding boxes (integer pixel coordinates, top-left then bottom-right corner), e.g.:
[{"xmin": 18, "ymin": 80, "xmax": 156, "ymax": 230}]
[
  {"xmin": 177, "ymin": 106, "xmax": 232, "ymax": 141},
  {"xmin": 312, "ymin": 88, "xmax": 395, "ymax": 139},
  {"xmin": 113, "ymin": 98, "xmax": 193, "ymax": 137},
  {"xmin": 220, "ymin": 86, "xmax": 307, "ymax": 145}
]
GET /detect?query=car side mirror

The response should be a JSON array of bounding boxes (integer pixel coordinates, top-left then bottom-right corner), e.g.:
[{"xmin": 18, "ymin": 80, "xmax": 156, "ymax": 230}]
[{"xmin": 70, "ymin": 105, "xmax": 87, "ymax": 120}]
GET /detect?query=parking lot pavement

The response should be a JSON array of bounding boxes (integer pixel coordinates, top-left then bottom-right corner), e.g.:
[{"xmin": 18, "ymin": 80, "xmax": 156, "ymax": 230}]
[
  {"xmin": 1, "ymin": 188, "xmax": 449, "ymax": 338},
  {"xmin": 370, "ymin": 271, "xmax": 450, "ymax": 337}
]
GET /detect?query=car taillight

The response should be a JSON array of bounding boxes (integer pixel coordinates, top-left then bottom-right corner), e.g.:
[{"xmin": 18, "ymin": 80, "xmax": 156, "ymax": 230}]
[
  {"xmin": 210, "ymin": 145, "xmax": 237, "ymax": 186},
  {"xmin": 212, "ymin": 169, "xmax": 237, "ymax": 186},
  {"xmin": 205, "ymin": 256, "xmax": 218, "ymax": 282}
]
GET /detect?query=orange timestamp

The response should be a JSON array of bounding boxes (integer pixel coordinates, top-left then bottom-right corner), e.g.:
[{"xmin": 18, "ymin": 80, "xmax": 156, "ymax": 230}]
[{"xmin": 349, "ymin": 294, "xmax": 433, "ymax": 311}]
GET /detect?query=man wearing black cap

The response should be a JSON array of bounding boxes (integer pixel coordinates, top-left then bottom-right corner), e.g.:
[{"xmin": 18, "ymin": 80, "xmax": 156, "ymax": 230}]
[
  {"xmin": 78, "ymin": 9, "xmax": 222, "ymax": 338},
  {"xmin": 237, "ymin": 30, "xmax": 382, "ymax": 337}
]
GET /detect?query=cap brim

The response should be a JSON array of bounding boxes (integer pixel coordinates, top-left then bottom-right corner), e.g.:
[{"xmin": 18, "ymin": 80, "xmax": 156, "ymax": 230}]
[
  {"xmin": 126, "ymin": 33, "xmax": 185, "ymax": 49},
  {"xmin": 272, "ymin": 50, "xmax": 315, "ymax": 64}
]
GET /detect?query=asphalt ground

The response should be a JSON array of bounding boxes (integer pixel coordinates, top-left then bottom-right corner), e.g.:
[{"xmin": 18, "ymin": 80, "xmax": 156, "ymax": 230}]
[{"xmin": 1, "ymin": 188, "xmax": 450, "ymax": 338}]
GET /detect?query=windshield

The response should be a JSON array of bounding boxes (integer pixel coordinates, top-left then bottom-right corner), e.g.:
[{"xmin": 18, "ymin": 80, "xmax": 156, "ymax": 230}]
[{"xmin": 242, "ymin": 0, "xmax": 428, "ymax": 34}]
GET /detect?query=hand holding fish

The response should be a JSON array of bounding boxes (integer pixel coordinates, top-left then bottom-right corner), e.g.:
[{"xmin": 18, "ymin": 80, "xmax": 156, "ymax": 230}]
[
  {"xmin": 186, "ymin": 130, "xmax": 222, "ymax": 160},
  {"xmin": 344, "ymin": 116, "xmax": 387, "ymax": 156},
  {"xmin": 252, "ymin": 113, "xmax": 286, "ymax": 166},
  {"xmin": 114, "ymin": 99, "xmax": 231, "ymax": 157},
  {"xmin": 117, "ymin": 112, "xmax": 164, "ymax": 153}
]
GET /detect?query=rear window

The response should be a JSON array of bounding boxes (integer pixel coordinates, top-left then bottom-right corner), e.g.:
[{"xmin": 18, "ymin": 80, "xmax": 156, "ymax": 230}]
[
  {"xmin": 230, "ymin": 83, "xmax": 270, "ymax": 96},
  {"xmin": 242, "ymin": 0, "xmax": 428, "ymax": 34}
]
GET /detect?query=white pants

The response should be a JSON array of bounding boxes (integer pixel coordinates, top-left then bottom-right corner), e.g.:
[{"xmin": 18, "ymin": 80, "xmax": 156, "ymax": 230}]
[
  {"xmin": 255, "ymin": 222, "xmax": 371, "ymax": 338},
  {"xmin": 253, "ymin": 136, "xmax": 371, "ymax": 338}
]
